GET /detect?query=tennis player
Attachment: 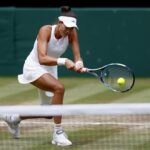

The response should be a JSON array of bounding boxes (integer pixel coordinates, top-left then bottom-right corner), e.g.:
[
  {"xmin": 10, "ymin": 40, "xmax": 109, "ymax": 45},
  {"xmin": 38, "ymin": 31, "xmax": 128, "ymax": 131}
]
[{"xmin": 2, "ymin": 6, "xmax": 84, "ymax": 146}]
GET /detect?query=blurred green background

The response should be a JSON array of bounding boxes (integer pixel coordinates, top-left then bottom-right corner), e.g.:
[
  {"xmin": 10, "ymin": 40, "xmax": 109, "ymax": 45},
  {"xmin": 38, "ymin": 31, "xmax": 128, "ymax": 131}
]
[{"xmin": 0, "ymin": 7, "xmax": 150, "ymax": 76}]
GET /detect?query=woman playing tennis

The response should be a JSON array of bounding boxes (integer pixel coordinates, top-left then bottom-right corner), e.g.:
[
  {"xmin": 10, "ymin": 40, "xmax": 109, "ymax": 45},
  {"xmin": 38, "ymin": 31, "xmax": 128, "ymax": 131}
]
[{"xmin": 2, "ymin": 6, "xmax": 84, "ymax": 146}]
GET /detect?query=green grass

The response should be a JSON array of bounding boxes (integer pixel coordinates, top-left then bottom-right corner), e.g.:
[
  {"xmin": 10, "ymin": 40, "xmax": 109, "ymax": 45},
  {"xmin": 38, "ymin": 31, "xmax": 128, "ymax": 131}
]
[
  {"xmin": 1, "ymin": 123, "xmax": 150, "ymax": 150},
  {"xmin": 0, "ymin": 77, "xmax": 150, "ymax": 105},
  {"xmin": 0, "ymin": 77, "xmax": 150, "ymax": 150}
]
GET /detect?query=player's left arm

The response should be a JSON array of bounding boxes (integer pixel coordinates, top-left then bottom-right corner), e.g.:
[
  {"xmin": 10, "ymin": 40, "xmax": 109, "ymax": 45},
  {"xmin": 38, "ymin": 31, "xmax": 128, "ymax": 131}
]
[{"xmin": 69, "ymin": 28, "xmax": 84, "ymax": 71}]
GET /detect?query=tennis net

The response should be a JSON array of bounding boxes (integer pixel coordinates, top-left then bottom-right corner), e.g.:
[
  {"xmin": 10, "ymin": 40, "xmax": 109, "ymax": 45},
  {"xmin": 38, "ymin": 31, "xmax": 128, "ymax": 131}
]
[{"xmin": 0, "ymin": 104, "xmax": 150, "ymax": 150}]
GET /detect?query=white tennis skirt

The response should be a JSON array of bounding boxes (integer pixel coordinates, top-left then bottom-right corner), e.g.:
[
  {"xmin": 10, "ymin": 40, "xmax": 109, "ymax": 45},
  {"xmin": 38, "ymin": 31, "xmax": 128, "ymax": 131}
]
[{"xmin": 18, "ymin": 61, "xmax": 58, "ymax": 97}]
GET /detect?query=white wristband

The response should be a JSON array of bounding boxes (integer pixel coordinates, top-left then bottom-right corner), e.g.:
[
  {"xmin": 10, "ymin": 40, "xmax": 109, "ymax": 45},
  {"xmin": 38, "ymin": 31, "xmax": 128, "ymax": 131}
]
[{"xmin": 57, "ymin": 58, "xmax": 67, "ymax": 65}]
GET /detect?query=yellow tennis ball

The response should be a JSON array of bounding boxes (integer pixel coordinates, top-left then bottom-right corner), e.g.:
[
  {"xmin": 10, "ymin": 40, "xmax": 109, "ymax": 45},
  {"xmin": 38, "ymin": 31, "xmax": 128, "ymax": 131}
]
[{"xmin": 117, "ymin": 77, "xmax": 125, "ymax": 85}]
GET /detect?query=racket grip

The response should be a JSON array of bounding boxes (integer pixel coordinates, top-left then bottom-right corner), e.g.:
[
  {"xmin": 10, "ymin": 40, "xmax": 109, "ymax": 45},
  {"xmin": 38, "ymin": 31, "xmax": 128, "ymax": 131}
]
[{"xmin": 81, "ymin": 67, "xmax": 87, "ymax": 72}]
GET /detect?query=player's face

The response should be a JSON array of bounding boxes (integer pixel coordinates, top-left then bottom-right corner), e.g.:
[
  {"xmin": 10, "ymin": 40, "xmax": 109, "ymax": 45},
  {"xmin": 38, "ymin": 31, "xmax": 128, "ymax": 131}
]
[{"xmin": 59, "ymin": 23, "xmax": 73, "ymax": 37}]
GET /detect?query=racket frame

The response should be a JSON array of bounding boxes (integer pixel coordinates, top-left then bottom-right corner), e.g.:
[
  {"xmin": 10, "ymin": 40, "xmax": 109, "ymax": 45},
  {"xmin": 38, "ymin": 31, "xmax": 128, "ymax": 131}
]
[{"xmin": 85, "ymin": 63, "xmax": 135, "ymax": 93}]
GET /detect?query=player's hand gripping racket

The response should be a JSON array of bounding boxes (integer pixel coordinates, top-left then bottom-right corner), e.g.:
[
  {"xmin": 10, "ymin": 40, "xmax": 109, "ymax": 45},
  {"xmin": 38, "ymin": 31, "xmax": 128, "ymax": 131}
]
[{"xmin": 82, "ymin": 63, "xmax": 135, "ymax": 92}]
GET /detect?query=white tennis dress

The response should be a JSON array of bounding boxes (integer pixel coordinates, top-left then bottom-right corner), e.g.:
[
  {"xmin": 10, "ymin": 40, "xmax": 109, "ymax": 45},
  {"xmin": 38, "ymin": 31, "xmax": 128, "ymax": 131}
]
[{"xmin": 18, "ymin": 25, "xmax": 69, "ymax": 97}]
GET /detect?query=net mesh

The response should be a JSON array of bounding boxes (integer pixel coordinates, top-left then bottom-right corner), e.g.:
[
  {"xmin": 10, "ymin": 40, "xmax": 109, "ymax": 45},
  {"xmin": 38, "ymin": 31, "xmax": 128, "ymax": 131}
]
[{"xmin": 0, "ymin": 104, "xmax": 150, "ymax": 150}]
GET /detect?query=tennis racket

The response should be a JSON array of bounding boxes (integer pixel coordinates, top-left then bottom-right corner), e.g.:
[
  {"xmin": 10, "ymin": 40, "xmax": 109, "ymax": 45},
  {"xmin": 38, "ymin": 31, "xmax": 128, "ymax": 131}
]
[{"xmin": 82, "ymin": 63, "xmax": 135, "ymax": 92}]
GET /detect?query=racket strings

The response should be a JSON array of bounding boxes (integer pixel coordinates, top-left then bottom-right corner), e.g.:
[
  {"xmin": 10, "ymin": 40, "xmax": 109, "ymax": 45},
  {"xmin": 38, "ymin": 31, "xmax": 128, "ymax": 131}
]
[{"xmin": 101, "ymin": 66, "xmax": 134, "ymax": 92}]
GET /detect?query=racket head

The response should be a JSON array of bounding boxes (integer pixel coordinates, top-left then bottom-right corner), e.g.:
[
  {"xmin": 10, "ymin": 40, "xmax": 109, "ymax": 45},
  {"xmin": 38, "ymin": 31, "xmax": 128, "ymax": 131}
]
[{"xmin": 87, "ymin": 63, "xmax": 135, "ymax": 93}]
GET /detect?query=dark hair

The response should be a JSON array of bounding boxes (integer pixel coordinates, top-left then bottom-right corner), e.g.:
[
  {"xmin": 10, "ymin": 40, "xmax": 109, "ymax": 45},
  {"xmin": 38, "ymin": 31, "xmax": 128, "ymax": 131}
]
[{"xmin": 60, "ymin": 6, "xmax": 77, "ymax": 18}]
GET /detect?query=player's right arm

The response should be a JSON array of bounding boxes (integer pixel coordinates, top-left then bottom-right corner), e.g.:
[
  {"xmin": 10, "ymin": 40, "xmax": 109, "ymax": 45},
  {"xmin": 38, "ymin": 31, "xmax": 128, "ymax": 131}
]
[{"xmin": 37, "ymin": 25, "xmax": 57, "ymax": 66}]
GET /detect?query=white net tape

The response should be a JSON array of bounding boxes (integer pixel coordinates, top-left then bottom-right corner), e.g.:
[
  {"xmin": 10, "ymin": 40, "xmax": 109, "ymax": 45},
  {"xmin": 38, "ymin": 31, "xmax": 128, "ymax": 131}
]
[{"xmin": 0, "ymin": 103, "xmax": 150, "ymax": 116}]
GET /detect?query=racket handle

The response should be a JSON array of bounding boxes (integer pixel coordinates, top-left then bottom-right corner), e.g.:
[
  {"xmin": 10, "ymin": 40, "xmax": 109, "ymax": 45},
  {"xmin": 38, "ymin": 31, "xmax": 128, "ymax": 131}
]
[{"xmin": 81, "ymin": 67, "xmax": 88, "ymax": 72}]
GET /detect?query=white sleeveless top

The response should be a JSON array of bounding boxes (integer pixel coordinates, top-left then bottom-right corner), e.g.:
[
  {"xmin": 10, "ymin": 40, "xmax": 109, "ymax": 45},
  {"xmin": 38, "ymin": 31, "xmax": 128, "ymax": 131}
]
[{"xmin": 18, "ymin": 25, "xmax": 69, "ymax": 85}]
